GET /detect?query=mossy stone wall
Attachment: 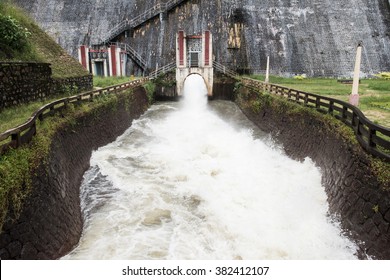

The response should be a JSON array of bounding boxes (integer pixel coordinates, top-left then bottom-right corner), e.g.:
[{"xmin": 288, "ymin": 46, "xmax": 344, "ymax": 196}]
[{"xmin": 0, "ymin": 87, "xmax": 149, "ymax": 259}]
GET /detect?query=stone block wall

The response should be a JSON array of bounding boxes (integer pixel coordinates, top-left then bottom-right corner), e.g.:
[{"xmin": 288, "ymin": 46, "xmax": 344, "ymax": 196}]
[
  {"xmin": 0, "ymin": 62, "xmax": 52, "ymax": 109},
  {"xmin": 51, "ymin": 75, "xmax": 93, "ymax": 96},
  {"xmin": 0, "ymin": 62, "xmax": 93, "ymax": 111}
]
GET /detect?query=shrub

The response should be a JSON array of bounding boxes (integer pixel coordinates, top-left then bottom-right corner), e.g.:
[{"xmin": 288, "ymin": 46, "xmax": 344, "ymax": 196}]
[
  {"xmin": 293, "ymin": 75, "xmax": 306, "ymax": 80},
  {"xmin": 374, "ymin": 72, "xmax": 390, "ymax": 80},
  {"xmin": 0, "ymin": 13, "xmax": 31, "ymax": 51}
]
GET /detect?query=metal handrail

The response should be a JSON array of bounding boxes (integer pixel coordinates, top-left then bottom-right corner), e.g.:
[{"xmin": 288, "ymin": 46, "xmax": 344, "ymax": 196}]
[
  {"xmin": 109, "ymin": 42, "xmax": 147, "ymax": 70},
  {"xmin": 149, "ymin": 62, "xmax": 176, "ymax": 79},
  {"xmin": 241, "ymin": 77, "xmax": 390, "ymax": 162},
  {"xmin": 0, "ymin": 78, "xmax": 149, "ymax": 155},
  {"xmin": 213, "ymin": 61, "xmax": 238, "ymax": 78},
  {"xmin": 94, "ymin": 0, "xmax": 188, "ymax": 45}
]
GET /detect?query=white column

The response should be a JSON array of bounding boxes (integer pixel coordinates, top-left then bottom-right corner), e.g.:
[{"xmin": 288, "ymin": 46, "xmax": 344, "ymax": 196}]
[
  {"xmin": 349, "ymin": 43, "xmax": 362, "ymax": 106},
  {"xmin": 91, "ymin": 60, "xmax": 96, "ymax": 76},
  {"xmin": 103, "ymin": 60, "xmax": 108, "ymax": 77},
  {"xmin": 116, "ymin": 47, "xmax": 121, "ymax": 77},
  {"xmin": 265, "ymin": 56, "xmax": 270, "ymax": 84}
]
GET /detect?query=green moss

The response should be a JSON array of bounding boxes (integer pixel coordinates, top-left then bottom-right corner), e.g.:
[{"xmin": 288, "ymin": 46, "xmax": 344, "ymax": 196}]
[
  {"xmin": 371, "ymin": 158, "xmax": 390, "ymax": 189},
  {"xmin": 237, "ymin": 86, "xmax": 389, "ymax": 189},
  {"xmin": 143, "ymin": 81, "xmax": 156, "ymax": 104},
  {"xmin": 0, "ymin": 147, "xmax": 32, "ymax": 226}
]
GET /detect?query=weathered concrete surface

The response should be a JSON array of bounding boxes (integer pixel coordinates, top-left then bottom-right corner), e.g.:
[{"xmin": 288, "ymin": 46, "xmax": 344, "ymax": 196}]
[
  {"xmin": 235, "ymin": 87, "xmax": 390, "ymax": 259},
  {"xmin": 0, "ymin": 87, "xmax": 149, "ymax": 259},
  {"xmin": 14, "ymin": 0, "xmax": 390, "ymax": 77}
]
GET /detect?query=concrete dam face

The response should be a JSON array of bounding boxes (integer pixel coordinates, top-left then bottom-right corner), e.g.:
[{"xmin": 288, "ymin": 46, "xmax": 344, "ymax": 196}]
[{"xmin": 14, "ymin": 0, "xmax": 390, "ymax": 77}]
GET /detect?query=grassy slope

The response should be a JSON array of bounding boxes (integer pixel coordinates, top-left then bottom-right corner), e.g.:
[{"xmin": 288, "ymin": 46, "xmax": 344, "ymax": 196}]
[
  {"xmin": 0, "ymin": 77, "xmax": 135, "ymax": 134},
  {"xmin": 0, "ymin": 2, "xmax": 88, "ymax": 78},
  {"xmin": 250, "ymin": 75, "xmax": 390, "ymax": 127}
]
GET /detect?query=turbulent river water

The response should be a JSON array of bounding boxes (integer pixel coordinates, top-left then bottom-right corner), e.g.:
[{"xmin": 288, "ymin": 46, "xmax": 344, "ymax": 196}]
[{"xmin": 63, "ymin": 75, "xmax": 358, "ymax": 260}]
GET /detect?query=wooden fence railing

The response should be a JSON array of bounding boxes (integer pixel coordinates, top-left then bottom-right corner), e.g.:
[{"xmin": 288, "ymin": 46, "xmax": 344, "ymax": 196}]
[
  {"xmin": 0, "ymin": 78, "xmax": 148, "ymax": 155},
  {"xmin": 241, "ymin": 77, "xmax": 390, "ymax": 162}
]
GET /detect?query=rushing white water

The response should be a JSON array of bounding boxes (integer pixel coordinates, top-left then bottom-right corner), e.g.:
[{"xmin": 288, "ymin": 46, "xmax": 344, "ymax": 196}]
[{"xmin": 64, "ymin": 74, "xmax": 358, "ymax": 260}]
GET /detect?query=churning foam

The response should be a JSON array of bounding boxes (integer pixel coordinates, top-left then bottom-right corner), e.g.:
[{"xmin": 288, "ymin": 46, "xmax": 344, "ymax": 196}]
[{"xmin": 64, "ymin": 74, "xmax": 357, "ymax": 260}]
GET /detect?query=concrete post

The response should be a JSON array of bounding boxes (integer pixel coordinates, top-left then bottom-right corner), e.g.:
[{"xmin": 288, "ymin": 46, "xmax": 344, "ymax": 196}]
[
  {"xmin": 349, "ymin": 43, "xmax": 362, "ymax": 106},
  {"xmin": 78, "ymin": 45, "xmax": 90, "ymax": 72},
  {"xmin": 265, "ymin": 56, "xmax": 270, "ymax": 84}
]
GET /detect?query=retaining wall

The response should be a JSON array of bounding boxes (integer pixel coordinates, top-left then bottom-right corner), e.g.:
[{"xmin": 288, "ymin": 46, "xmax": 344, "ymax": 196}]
[
  {"xmin": 0, "ymin": 62, "xmax": 93, "ymax": 110},
  {"xmin": 0, "ymin": 87, "xmax": 149, "ymax": 259},
  {"xmin": 0, "ymin": 62, "xmax": 51, "ymax": 109},
  {"xmin": 51, "ymin": 75, "xmax": 93, "ymax": 95},
  {"xmin": 236, "ymin": 87, "xmax": 390, "ymax": 259}
]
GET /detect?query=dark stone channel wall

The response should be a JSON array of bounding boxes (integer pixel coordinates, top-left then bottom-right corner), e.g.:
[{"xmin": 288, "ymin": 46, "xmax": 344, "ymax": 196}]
[
  {"xmin": 235, "ymin": 87, "xmax": 390, "ymax": 259},
  {"xmin": 0, "ymin": 87, "xmax": 149, "ymax": 259}
]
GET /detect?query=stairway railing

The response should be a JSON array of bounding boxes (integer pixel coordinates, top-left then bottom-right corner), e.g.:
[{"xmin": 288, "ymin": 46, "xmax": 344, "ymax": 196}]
[
  {"xmin": 93, "ymin": 0, "xmax": 188, "ymax": 45},
  {"xmin": 109, "ymin": 42, "xmax": 147, "ymax": 71},
  {"xmin": 212, "ymin": 61, "xmax": 238, "ymax": 78},
  {"xmin": 149, "ymin": 62, "xmax": 176, "ymax": 79}
]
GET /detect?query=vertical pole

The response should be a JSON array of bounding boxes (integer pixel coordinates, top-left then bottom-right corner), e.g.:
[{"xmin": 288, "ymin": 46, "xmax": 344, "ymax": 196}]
[
  {"xmin": 349, "ymin": 43, "xmax": 362, "ymax": 106},
  {"xmin": 265, "ymin": 56, "xmax": 270, "ymax": 84},
  {"xmin": 109, "ymin": 45, "xmax": 117, "ymax": 77}
]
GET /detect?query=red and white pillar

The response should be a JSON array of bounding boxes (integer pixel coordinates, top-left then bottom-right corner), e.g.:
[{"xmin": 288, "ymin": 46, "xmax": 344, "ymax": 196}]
[
  {"xmin": 203, "ymin": 30, "xmax": 212, "ymax": 67},
  {"xmin": 177, "ymin": 30, "xmax": 187, "ymax": 68},
  {"xmin": 108, "ymin": 45, "xmax": 122, "ymax": 77},
  {"xmin": 78, "ymin": 45, "xmax": 90, "ymax": 72}
]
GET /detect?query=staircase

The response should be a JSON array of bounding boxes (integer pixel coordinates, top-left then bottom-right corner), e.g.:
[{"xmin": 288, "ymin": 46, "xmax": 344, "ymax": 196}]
[
  {"xmin": 110, "ymin": 42, "xmax": 147, "ymax": 71},
  {"xmin": 149, "ymin": 62, "xmax": 176, "ymax": 79},
  {"xmin": 213, "ymin": 61, "xmax": 238, "ymax": 78},
  {"xmin": 93, "ymin": 0, "xmax": 189, "ymax": 45}
]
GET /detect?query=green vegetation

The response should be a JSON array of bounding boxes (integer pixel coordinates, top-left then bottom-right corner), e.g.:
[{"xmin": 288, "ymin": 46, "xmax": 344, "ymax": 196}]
[
  {"xmin": 0, "ymin": 13, "xmax": 30, "ymax": 51},
  {"xmin": 374, "ymin": 72, "xmax": 390, "ymax": 80},
  {"xmin": 0, "ymin": 88, "xmax": 135, "ymax": 231},
  {"xmin": 0, "ymin": 1, "xmax": 36, "ymax": 61},
  {"xmin": 249, "ymin": 75, "xmax": 390, "ymax": 127},
  {"xmin": 237, "ymin": 88, "xmax": 390, "ymax": 188},
  {"xmin": 0, "ymin": 2, "xmax": 88, "ymax": 78},
  {"xmin": 0, "ymin": 89, "xmax": 79, "ymax": 134},
  {"xmin": 143, "ymin": 81, "xmax": 156, "ymax": 104},
  {"xmin": 93, "ymin": 76, "xmax": 136, "ymax": 88},
  {"xmin": 154, "ymin": 72, "xmax": 177, "ymax": 88}
]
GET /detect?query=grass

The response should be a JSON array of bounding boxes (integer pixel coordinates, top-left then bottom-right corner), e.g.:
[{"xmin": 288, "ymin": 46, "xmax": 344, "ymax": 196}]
[
  {"xmin": 0, "ymin": 76, "xmax": 147, "ymax": 137},
  {"xmin": 93, "ymin": 76, "xmax": 137, "ymax": 88},
  {"xmin": 0, "ymin": 91, "xmax": 78, "ymax": 134},
  {"xmin": 250, "ymin": 75, "xmax": 390, "ymax": 127},
  {"xmin": 0, "ymin": 2, "xmax": 88, "ymax": 78}
]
